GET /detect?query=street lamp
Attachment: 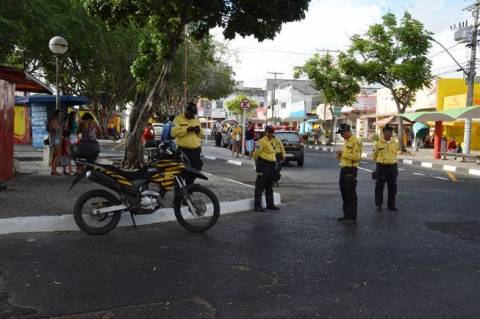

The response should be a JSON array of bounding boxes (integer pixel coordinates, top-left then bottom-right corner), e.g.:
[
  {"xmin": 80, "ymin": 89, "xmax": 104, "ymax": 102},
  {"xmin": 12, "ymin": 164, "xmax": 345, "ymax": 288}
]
[{"xmin": 49, "ymin": 36, "xmax": 68, "ymax": 110}]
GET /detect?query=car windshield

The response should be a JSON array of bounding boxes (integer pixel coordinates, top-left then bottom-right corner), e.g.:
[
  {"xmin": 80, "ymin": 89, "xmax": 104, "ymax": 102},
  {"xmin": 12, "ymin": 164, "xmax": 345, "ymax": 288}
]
[{"xmin": 275, "ymin": 132, "xmax": 300, "ymax": 142}]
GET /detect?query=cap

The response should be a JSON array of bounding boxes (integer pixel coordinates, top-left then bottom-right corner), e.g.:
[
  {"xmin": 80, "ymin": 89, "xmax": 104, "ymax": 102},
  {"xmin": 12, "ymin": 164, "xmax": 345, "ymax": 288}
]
[
  {"xmin": 336, "ymin": 124, "xmax": 351, "ymax": 134},
  {"xmin": 383, "ymin": 124, "xmax": 393, "ymax": 132},
  {"xmin": 265, "ymin": 125, "xmax": 275, "ymax": 133},
  {"xmin": 185, "ymin": 102, "xmax": 197, "ymax": 114}
]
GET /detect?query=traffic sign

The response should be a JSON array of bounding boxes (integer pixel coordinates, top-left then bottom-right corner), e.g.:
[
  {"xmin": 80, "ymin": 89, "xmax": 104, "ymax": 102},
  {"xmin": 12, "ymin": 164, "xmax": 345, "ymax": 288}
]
[{"xmin": 240, "ymin": 99, "xmax": 250, "ymax": 111}]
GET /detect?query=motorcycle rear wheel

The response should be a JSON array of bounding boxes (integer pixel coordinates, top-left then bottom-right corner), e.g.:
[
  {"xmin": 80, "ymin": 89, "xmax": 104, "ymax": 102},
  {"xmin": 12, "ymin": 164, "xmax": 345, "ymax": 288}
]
[
  {"xmin": 174, "ymin": 184, "xmax": 220, "ymax": 232},
  {"xmin": 73, "ymin": 189, "xmax": 122, "ymax": 235}
]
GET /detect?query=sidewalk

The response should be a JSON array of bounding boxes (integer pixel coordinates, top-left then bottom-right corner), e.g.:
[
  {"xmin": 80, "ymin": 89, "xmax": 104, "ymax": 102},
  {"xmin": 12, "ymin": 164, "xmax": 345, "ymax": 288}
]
[
  {"xmin": 306, "ymin": 144, "xmax": 480, "ymax": 177},
  {"xmin": 201, "ymin": 145, "xmax": 255, "ymax": 167}
]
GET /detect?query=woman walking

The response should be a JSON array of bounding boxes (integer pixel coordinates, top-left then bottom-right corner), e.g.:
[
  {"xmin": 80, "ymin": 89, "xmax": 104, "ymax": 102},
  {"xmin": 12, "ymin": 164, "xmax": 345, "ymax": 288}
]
[{"xmin": 47, "ymin": 110, "xmax": 62, "ymax": 175}]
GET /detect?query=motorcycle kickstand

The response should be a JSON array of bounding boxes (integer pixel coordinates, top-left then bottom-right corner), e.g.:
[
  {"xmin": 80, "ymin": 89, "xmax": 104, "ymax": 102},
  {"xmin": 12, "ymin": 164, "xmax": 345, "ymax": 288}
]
[{"xmin": 130, "ymin": 213, "xmax": 137, "ymax": 230}]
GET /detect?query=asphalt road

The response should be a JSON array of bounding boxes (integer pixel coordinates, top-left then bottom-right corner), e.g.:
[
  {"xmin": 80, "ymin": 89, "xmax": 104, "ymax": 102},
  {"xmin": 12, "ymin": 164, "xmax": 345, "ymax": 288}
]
[{"xmin": 1, "ymin": 150, "xmax": 480, "ymax": 318}]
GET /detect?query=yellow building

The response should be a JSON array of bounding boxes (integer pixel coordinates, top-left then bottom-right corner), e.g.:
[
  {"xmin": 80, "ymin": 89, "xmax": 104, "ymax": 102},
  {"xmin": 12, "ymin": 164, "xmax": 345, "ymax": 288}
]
[{"xmin": 438, "ymin": 79, "xmax": 480, "ymax": 150}]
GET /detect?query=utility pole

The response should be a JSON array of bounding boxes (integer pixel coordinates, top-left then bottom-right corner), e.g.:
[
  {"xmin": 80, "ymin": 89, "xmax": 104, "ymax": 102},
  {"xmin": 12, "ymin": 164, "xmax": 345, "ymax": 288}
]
[
  {"xmin": 464, "ymin": 1, "xmax": 480, "ymax": 154},
  {"xmin": 183, "ymin": 26, "xmax": 188, "ymax": 113},
  {"xmin": 267, "ymin": 71, "xmax": 284, "ymax": 124}
]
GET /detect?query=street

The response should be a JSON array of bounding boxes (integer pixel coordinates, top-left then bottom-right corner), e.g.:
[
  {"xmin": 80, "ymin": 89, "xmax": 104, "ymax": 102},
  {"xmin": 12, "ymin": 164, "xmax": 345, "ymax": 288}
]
[{"xmin": 1, "ymin": 150, "xmax": 480, "ymax": 318}]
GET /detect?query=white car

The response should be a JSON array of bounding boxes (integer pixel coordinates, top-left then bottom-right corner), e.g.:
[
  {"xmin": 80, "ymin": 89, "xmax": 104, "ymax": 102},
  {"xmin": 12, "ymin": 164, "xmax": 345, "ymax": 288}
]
[{"xmin": 152, "ymin": 123, "xmax": 164, "ymax": 140}]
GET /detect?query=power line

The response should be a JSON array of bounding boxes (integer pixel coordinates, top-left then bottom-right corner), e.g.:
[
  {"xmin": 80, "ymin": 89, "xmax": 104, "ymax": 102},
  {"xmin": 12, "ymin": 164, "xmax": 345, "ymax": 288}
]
[{"xmin": 234, "ymin": 46, "xmax": 339, "ymax": 56}]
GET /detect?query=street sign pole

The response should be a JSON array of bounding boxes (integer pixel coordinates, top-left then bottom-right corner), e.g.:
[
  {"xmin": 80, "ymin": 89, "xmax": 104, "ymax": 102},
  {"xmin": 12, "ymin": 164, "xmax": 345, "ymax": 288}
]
[{"xmin": 240, "ymin": 99, "xmax": 250, "ymax": 158}]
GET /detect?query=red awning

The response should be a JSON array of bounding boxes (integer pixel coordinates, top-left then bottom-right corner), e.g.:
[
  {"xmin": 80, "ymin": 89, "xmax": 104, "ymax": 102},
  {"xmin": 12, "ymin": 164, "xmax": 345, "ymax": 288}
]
[
  {"xmin": 0, "ymin": 66, "xmax": 52, "ymax": 94},
  {"xmin": 375, "ymin": 115, "xmax": 395, "ymax": 126}
]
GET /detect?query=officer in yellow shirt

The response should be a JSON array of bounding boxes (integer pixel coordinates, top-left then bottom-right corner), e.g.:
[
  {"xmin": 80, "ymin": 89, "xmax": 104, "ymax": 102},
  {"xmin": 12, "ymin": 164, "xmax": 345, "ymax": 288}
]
[
  {"xmin": 373, "ymin": 125, "xmax": 399, "ymax": 211},
  {"xmin": 252, "ymin": 126, "xmax": 279, "ymax": 212},
  {"xmin": 171, "ymin": 102, "xmax": 203, "ymax": 185},
  {"xmin": 271, "ymin": 134, "xmax": 286, "ymax": 184},
  {"xmin": 335, "ymin": 124, "xmax": 362, "ymax": 224}
]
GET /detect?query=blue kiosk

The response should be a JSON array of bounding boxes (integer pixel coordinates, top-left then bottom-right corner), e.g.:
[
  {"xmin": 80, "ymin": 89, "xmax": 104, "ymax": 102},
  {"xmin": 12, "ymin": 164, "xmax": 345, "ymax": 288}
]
[{"xmin": 15, "ymin": 94, "xmax": 89, "ymax": 148}]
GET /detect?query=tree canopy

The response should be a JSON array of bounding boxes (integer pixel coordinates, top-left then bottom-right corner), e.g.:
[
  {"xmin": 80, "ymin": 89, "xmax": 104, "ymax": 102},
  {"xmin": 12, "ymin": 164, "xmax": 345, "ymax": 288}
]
[{"xmin": 339, "ymin": 12, "xmax": 432, "ymax": 149}]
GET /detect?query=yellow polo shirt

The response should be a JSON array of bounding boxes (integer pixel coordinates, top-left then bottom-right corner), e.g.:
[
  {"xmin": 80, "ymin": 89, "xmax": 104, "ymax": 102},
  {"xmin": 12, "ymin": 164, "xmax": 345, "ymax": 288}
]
[
  {"xmin": 373, "ymin": 138, "xmax": 399, "ymax": 164},
  {"xmin": 171, "ymin": 114, "xmax": 203, "ymax": 149},
  {"xmin": 271, "ymin": 136, "xmax": 286, "ymax": 159},
  {"xmin": 340, "ymin": 136, "xmax": 362, "ymax": 168},
  {"xmin": 253, "ymin": 136, "xmax": 276, "ymax": 162}
]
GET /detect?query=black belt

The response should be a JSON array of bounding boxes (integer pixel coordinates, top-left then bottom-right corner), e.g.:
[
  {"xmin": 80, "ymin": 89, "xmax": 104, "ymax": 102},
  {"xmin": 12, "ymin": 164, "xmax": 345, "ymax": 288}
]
[
  {"xmin": 258, "ymin": 158, "xmax": 276, "ymax": 166},
  {"xmin": 178, "ymin": 146, "xmax": 201, "ymax": 152}
]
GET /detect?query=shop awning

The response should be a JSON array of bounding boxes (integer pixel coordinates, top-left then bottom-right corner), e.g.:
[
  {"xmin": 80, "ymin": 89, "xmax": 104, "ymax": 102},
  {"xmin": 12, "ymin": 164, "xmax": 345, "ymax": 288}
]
[
  {"xmin": 15, "ymin": 94, "xmax": 89, "ymax": 106},
  {"xmin": 0, "ymin": 65, "xmax": 52, "ymax": 94},
  {"xmin": 375, "ymin": 115, "xmax": 395, "ymax": 126},
  {"xmin": 442, "ymin": 106, "xmax": 480, "ymax": 119},
  {"xmin": 282, "ymin": 116, "xmax": 305, "ymax": 122},
  {"xmin": 401, "ymin": 111, "xmax": 455, "ymax": 122}
]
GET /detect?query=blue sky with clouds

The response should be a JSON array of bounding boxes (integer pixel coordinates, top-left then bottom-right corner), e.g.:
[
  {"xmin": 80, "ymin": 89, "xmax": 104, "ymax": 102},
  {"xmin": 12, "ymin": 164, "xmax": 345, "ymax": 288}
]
[{"xmin": 212, "ymin": 0, "xmax": 474, "ymax": 87}]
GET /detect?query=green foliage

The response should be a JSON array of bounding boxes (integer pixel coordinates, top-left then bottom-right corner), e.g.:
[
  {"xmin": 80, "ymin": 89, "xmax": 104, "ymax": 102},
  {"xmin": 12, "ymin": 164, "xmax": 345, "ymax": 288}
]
[
  {"xmin": 226, "ymin": 95, "xmax": 259, "ymax": 115},
  {"xmin": 294, "ymin": 53, "xmax": 360, "ymax": 107},
  {"xmin": 339, "ymin": 12, "xmax": 432, "ymax": 112}
]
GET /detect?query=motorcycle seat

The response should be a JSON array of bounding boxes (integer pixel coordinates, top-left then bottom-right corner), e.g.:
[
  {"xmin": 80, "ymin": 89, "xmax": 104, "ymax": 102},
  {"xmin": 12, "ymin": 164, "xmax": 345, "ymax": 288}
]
[{"xmin": 95, "ymin": 164, "xmax": 149, "ymax": 180}]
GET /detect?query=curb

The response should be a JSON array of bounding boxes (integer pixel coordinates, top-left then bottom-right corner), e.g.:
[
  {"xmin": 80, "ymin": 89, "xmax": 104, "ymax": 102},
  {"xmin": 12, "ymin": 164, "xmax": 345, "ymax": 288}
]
[
  {"xmin": 202, "ymin": 155, "xmax": 253, "ymax": 167},
  {"xmin": 306, "ymin": 145, "xmax": 480, "ymax": 178},
  {"xmin": 0, "ymin": 194, "xmax": 281, "ymax": 236}
]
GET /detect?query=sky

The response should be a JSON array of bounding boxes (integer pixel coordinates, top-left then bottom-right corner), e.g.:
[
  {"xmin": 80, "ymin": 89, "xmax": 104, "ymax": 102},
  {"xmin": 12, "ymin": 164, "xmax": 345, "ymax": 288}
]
[{"xmin": 211, "ymin": 0, "xmax": 472, "ymax": 88}]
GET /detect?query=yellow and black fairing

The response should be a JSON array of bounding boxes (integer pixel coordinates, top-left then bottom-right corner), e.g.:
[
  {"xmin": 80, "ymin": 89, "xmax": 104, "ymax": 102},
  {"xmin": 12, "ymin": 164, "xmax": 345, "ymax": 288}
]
[{"xmin": 150, "ymin": 159, "xmax": 186, "ymax": 191}]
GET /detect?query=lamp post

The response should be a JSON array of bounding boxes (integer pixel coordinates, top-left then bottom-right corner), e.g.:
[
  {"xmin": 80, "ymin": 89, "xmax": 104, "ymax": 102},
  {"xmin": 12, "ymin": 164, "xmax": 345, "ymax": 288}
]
[{"xmin": 49, "ymin": 36, "xmax": 68, "ymax": 110}]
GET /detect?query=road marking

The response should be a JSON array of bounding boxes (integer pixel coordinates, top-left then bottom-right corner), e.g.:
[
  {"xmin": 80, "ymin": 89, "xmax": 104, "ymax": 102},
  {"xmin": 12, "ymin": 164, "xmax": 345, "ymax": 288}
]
[
  {"xmin": 204, "ymin": 156, "xmax": 216, "ymax": 160},
  {"xmin": 398, "ymin": 168, "xmax": 405, "ymax": 171},
  {"xmin": 442, "ymin": 165, "xmax": 457, "ymax": 172},
  {"xmin": 223, "ymin": 177, "xmax": 255, "ymax": 188},
  {"xmin": 421, "ymin": 162, "xmax": 433, "ymax": 168},
  {"xmin": 315, "ymin": 146, "xmax": 320, "ymax": 150},
  {"xmin": 413, "ymin": 172, "xmax": 426, "ymax": 176},
  {"xmin": 227, "ymin": 160, "xmax": 242, "ymax": 166},
  {"xmin": 403, "ymin": 159, "xmax": 413, "ymax": 165},
  {"xmin": 433, "ymin": 176, "xmax": 448, "ymax": 181},
  {"xmin": 447, "ymin": 172, "xmax": 458, "ymax": 182},
  {"xmin": 358, "ymin": 167, "xmax": 373, "ymax": 173},
  {"xmin": 361, "ymin": 153, "xmax": 368, "ymax": 158},
  {"xmin": 469, "ymin": 169, "xmax": 480, "ymax": 176}
]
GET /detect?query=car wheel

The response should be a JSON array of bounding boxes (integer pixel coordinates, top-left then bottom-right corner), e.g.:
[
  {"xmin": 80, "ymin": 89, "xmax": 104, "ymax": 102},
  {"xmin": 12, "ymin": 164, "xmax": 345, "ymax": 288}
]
[{"xmin": 297, "ymin": 158, "xmax": 304, "ymax": 167}]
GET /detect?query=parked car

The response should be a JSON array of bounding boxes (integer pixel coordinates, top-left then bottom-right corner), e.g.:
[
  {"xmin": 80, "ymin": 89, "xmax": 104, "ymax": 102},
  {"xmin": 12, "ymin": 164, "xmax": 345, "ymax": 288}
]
[
  {"xmin": 275, "ymin": 131, "xmax": 304, "ymax": 167},
  {"xmin": 152, "ymin": 123, "xmax": 164, "ymax": 141}
]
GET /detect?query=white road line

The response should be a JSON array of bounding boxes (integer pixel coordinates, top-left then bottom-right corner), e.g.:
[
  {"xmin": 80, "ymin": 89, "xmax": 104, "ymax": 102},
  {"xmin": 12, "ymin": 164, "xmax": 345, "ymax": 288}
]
[
  {"xmin": 223, "ymin": 177, "xmax": 255, "ymax": 188},
  {"xmin": 442, "ymin": 165, "xmax": 457, "ymax": 172},
  {"xmin": 403, "ymin": 159, "xmax": 413, "ymax": 165},
  {"xmin": 413, "ymin": 172, "xmax": 426, "ymax": 176},
  {"xmin": 361, "ymin": 153, "xmax": 368, "ymax": 158},
  {"xmin": 358, "ymin": 167, "xmax": 373, "ymax": 173},
  {"xmin": 227, "ymin": 160, "xmax": 242, "ymax": 166},
  {"xmin": 204, "ymin": 156, "xmax": 216, "ymax": 160},
  {"xmin": 315, "ymin": 146, "xmax": 320, "ymax": 150},
  {"xmin": 421, "ymin": 162, "xmax": 433, "ymax": 168},
  {"xmin": 433, "ymin": 176, "xmax": 448, "ymax": 181},
  {"xmin": 469, "ymin": 169, "xmax": 480, "ymax": 176},
  {"xmin": 398, "ymin": 168, "xmax": 405, "ymax": 171}
]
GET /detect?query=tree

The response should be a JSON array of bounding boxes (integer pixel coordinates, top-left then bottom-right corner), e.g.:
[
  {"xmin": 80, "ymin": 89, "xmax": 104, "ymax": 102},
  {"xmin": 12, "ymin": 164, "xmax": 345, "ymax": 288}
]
[
  {"xmin": 294, "ymin": 53, "xmax": 360, "ymax": 144},
  {"xmin": 339, "ymin": 12, "xmax": 432, "ymax": 151},
  {"xmin": 85, "ymin": 0, "xmax": 311, "ymax": 169},
  {"xmin": 226, "ymin": 94, "xmax": 260, "ymax": 115}
]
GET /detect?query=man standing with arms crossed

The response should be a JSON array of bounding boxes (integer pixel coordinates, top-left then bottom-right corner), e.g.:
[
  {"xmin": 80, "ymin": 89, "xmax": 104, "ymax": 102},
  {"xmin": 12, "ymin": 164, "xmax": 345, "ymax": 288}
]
[
  {"xmin": 172, "ymin": 102, "xmax": 203, "ymax": 185},
  {"xmin": 373, "ymin": 125, "xmax": 399, "ymax": 211},
  {"xmin": 336, "ymin": 124, "xmax": 362, "ymax": 224}
]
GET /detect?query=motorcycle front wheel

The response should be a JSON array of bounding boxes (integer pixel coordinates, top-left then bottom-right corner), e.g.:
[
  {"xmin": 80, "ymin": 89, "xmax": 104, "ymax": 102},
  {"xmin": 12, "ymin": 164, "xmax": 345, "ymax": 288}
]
[
  {"xmin": 174, "ymin": 184, "xmax": 220, "ymax": 232},
  {"xmin": 73, "ymin": 189, "xmax": 122, "ymax": 235}
]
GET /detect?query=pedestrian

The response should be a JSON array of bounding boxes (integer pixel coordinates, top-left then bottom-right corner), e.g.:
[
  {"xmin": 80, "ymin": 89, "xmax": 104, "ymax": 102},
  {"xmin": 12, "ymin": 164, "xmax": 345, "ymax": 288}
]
[
  {"xmin": 65, "ymin": 110, "xmax": 78, "ymax": 144},
  {"xmin": 172, "ymin": 102, "xmax": 203, "ymax": 185},
  {"xmin": 335, "ymin": 124, "xmax": 362, "ymax": 224},
  {"xmin": 143, "ymin": 123, "xmax": 156, "ymax": 148},
  {"xmin": 252, "ymin": 125, "xmax": 279, "ymax": 212},
  {"xmin": 245, "ymin": 121, "xmax": 255, "ymax": 159},
  {"xmin": 231, "ymin": 123, "xmax": 242, "ymax": 157},
  {"xmin": 76, "ymin": 112, "xmax": 101, "ymax": 164},
  {"xmin": 373, "ymin": 125, "xmax": 399, "ymax": 212},
  {"xmin": 214, "ymin": 120, "xmax": 223, "ymax": 147},
  {"xmin": 162, "ymin": 115, "xmax": 175, "ymax": 142},
  {"xmin": 271, "ymin": 132, "xmax": 286, "ymax": 185},
  {"xmin": 47, "ymin": 110, "xmax": 62, "ymax": 176},
  {"xmin": 61, "ymin": 129, "xmax": 72, "ymax": 175}
]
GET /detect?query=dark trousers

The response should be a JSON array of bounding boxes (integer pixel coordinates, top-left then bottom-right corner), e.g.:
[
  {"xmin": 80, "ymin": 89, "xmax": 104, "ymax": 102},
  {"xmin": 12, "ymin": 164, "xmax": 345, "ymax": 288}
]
[
  {"xmin": 339, "ymin": 167, "xmax": 358, "ymax": 220},
  {"xmin": 215, "ymin": 132, "xmax": 222, "ymax": 147},
  {"xmin": 375, "ymin": 163, "xmax": 398, "ymax": 209},
  {"xmin": 254, "ymin": 159, "xmax": 275, "ymax": 208},
  {"xmin": 178, "ymin": 147, "xmax": 203, "ymax": 185},
  {"xmin": 273, "ymin": 153, "xmax": 282, "ymax": 183}
]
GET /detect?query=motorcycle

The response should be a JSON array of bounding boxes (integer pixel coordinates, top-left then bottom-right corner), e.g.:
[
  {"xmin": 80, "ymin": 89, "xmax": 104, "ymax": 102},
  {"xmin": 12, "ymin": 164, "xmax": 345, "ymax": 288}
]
[{"xmin": 69, "ymin": 143, "xmax": 220, "ymax": 235}]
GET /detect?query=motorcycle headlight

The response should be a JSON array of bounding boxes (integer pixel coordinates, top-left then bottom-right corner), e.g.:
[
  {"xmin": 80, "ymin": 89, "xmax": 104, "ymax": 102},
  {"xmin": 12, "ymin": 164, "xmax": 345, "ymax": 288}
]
[{"xmin": 86, "ymin": 170, "xmax": 92, "ymax": 178}]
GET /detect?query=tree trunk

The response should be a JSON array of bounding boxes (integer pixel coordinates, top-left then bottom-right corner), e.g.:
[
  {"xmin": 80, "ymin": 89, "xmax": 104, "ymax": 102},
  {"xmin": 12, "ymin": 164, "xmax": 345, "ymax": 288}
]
[
  {"xmin": 392, "ymin": 97, "xmax": 406, "ymax": 152},
  {"xmin": 327, "ymin": 104, "xmax": 335, "ymax": 145},
  {"xmin": 122, "ymin": 39, "xmax": 181, "ymax": 169}
]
